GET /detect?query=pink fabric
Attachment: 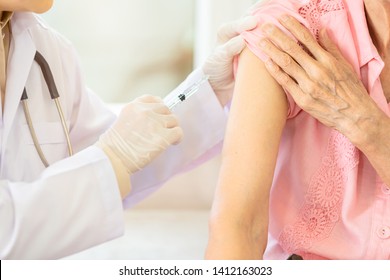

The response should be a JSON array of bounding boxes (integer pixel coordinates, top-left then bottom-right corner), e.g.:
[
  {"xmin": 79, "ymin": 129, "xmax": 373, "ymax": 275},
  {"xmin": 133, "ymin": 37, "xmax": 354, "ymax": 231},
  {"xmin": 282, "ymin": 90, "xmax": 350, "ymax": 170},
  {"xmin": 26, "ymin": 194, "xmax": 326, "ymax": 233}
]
[{"xmin": 236, "ymin": 0, "xmax": 390, "ymax": 259}]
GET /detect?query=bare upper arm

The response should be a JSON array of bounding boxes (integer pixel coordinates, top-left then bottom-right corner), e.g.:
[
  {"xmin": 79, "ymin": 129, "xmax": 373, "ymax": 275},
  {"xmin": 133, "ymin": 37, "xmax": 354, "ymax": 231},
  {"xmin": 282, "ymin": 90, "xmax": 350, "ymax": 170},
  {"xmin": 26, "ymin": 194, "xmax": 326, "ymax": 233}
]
[{"xmin": 213, "ymin": 47, "xmax": 289, "ymax": 224}]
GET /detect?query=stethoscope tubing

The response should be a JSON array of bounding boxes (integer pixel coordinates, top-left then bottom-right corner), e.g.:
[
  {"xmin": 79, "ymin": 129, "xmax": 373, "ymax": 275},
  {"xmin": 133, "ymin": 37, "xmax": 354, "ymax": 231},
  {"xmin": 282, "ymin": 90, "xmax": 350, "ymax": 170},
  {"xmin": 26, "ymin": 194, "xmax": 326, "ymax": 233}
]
[
  {"xmin": 21, "ymin": 51, "xmax": 73, "ymax": 167},
  {"xmin": 21, "ymin": 96, "xmax": 50, "ymax": 167}
]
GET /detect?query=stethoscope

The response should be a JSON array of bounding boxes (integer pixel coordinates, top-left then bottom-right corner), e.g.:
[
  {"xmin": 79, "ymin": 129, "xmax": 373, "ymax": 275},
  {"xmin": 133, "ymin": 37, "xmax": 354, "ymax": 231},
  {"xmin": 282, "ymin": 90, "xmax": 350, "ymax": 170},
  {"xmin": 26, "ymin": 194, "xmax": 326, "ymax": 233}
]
[{"xmin": 21, "ymin": 51, "xmax": 73, "ymax": 167}]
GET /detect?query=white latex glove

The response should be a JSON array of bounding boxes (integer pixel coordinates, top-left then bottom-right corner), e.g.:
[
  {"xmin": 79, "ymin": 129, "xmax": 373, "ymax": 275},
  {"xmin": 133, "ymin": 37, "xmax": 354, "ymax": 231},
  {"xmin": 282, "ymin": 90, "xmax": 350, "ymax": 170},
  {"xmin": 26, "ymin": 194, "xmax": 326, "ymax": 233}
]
[
  {"xmin": 97, "ymin": 95, "xmax": 183, "ymax": 175},
  {"xmin": 202, "ymin": 16, "xmax": 257, "ymax": 106}
]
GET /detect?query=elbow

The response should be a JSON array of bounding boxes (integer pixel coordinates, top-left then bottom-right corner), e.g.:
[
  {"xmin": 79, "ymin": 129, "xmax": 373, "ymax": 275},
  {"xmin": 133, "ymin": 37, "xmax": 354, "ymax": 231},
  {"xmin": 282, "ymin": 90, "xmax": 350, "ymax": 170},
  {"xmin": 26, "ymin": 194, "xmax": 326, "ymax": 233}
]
[{"xmin": 206, "ymin": 208, "xmax": 268, "ymax": 259}]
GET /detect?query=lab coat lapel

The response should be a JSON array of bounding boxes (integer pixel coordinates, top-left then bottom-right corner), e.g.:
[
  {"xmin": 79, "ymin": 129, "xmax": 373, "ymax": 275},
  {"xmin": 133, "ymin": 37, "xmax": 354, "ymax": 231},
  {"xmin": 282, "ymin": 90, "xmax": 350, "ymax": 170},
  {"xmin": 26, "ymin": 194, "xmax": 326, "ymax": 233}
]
[{"xmin": 2, "ymin": 23, "xmax": 36, "ymax": 151}]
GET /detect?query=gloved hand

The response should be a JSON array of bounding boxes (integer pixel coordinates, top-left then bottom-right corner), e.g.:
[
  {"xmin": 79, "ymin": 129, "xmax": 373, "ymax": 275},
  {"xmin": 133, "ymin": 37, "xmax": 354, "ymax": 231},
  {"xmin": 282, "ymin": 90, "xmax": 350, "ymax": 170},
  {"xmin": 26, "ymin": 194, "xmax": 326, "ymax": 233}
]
[
  {"xmin": 97, "ymin": 95, "xmax": 183, "ymax": 175},
  {"xmin": 202, "ymin": 16, "xmax": 257, "ymax": 106}
]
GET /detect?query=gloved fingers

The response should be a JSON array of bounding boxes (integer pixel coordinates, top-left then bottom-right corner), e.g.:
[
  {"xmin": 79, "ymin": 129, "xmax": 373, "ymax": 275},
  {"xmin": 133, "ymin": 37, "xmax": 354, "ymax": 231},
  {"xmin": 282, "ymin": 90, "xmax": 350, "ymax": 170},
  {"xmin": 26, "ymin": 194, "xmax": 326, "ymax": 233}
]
[
  {"xmin": 135, "ymin": 95, "xmax": 164, "ymax": 103},
  {"xmin": 217, "ymin": 16, "xmax": 257, "ymax": 45},
  {"xmin": 220, "ymin": 35, "xmax": 247, "ymax": 59},
  {"xmin": 159, "ymin": 114, "xmax": 180, "ymax": 128},
  {"xmin": 97, "ymin": 98, "xmax": 183, "ymax": 175},
  {"xmin": 162, "ymin": 126, "xmax": 183, "ymax": 145},
  {"xmin": 146, "ymin": 102, "xmax": 171, "ymax": 115},
  {"xmin": 122, "ymin": 99, "xmax": 171, "ymax": 117},
  {"xmin": 206, "ymin": 36, "xmax": 246, "ymax": 69},
  {"xmin": 136, "ymin": 95, "xmax": 173, "ymax": 115}
]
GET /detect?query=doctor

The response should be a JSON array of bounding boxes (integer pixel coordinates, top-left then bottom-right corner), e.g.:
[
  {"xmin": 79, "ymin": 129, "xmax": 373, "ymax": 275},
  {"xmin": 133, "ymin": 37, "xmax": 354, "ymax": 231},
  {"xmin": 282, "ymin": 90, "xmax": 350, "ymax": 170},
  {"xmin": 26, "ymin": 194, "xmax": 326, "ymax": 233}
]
[{"xmin": 0, "ymin": 0, "xmax": 256, "ymax": 259}]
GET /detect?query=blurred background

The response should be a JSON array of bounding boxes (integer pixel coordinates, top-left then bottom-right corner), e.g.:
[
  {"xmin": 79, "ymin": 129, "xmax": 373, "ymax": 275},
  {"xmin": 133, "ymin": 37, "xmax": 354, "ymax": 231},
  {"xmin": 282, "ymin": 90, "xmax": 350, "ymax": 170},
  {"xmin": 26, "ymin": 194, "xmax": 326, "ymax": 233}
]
[{"xmin": 42, "ymin": 0, "xmax": 258, "ymax": 259}]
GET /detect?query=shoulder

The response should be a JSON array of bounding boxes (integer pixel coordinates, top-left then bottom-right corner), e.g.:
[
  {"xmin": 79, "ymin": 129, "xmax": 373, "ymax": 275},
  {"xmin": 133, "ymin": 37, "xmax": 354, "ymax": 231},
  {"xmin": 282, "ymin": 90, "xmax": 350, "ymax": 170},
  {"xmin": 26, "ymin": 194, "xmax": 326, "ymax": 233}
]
[
  {"xmin": 12, "ymin": 12, "xmax": 75, "ymax": 53},
  {"xmin": 248, "ymin": 0, "xmax": 347, "ymax": 39},
  {"xmin": 12, "ymin": 12, "xmax": 82, "ymax": 85},
  {"xmin": 240, "ymin": 0, "xmax": 348, "ymax": 118},
  {"xmin": 250, "ymin": 0, "xmax": 346, "ymax": 16}
]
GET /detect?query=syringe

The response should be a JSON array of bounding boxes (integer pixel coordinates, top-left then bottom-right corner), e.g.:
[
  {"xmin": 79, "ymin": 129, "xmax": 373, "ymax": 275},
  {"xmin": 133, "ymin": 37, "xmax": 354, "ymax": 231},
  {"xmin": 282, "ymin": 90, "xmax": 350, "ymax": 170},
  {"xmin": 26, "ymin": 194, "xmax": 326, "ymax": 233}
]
[{"xmin": 164, "ymin": 75, "xmax": 209, "ymax": 110}]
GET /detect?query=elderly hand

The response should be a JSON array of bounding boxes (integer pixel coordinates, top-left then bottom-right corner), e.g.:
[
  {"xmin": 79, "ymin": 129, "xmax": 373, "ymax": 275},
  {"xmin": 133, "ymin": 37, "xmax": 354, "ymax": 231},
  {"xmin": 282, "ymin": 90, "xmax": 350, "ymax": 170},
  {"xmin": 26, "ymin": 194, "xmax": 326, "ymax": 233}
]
[
  {"xmin": 203, "ymin": 16, "xmax": 257, "ymax": 106},
  {"xmin": 258, "ymin": 14, "xmax": 388, "ymax": 148}
]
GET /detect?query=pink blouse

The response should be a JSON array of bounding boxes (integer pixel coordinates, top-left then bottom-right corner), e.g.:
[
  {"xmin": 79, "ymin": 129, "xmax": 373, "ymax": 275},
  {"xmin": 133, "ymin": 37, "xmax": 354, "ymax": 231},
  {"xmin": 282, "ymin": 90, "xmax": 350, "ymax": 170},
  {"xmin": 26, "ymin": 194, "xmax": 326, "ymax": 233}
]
[{"xmin": 238, "ymin": 0, "xmax": 390, "ymax": 259}]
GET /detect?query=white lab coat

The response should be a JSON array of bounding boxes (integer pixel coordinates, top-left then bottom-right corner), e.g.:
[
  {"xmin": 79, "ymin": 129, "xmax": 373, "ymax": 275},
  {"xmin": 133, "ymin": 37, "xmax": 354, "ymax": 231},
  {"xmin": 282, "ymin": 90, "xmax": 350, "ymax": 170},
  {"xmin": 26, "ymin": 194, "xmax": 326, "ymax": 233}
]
[{"xmin": 0, "ymin": 13, "xmax": 227, "ymax": 259}]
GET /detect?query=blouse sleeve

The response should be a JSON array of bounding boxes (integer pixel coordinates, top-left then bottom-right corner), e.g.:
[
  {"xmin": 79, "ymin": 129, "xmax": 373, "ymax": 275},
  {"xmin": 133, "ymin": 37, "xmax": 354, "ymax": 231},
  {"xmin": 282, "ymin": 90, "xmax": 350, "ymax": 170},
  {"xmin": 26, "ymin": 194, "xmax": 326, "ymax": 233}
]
[{"xmin": 235, "ymin": 1, "xmax": 308, "ymax": 119}]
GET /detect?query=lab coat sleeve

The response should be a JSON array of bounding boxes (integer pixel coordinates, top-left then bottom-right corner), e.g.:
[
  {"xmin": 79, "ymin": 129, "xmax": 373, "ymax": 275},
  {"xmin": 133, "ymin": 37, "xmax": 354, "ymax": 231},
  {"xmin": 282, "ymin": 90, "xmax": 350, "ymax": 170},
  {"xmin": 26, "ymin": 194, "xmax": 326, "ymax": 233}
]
[
  {"xmin": 0, "ymin": 146, "xmax": 124, "ymax": 259},
  {"xmin": 124, "ymin": 68, "xmax": 228, "ymax": 208}
]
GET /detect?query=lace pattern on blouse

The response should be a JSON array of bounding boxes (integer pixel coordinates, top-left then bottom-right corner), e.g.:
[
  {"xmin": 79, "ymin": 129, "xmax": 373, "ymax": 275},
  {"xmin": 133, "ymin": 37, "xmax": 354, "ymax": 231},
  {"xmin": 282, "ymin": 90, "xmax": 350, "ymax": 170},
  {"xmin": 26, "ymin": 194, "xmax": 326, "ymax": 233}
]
[
  {"xmin": 278, "ymin": 0, "xmax": 359, "ymax": 256},
  {"xmin": 298, "ymin": 0, "xmax": 345, "ymax": 40},
  {"xmin": 279, "ymin": 131, "xmax": 359, "ymax": 255}
]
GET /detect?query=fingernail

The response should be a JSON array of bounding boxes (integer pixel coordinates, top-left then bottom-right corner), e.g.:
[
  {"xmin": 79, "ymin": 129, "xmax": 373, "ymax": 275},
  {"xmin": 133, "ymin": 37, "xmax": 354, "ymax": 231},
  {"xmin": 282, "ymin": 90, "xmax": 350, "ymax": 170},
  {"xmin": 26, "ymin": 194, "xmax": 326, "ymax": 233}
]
[
  {"xmin": 265, "ymin": 58, "xmax": 277, "ymax": 71},
  {"xmin": 261, "ymin": 23, "xmax": 274, "ymax": 34},
  {"xmin": 280, "ymin": 14, "xmax": 291, "ymax": 22},
  {"xmin": 259, "ymin": 39, "xmax": 268, "ymax": 48},
  {"xmin": 320, "ymin": 28, "xmax": 328, "ymax": 38}
]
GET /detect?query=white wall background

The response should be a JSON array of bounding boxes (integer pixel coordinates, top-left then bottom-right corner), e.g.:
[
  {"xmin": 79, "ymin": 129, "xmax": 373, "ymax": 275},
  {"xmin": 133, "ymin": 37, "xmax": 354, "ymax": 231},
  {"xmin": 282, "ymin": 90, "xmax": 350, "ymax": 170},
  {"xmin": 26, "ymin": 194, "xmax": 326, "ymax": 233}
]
[
  {"xmin": 43, "ymin": 0, "xmax": 196, "ymax": 103},
  {"xmin": 43, "ymin": 0, "xmax": 257, "ymax": 102},
  {"xmin": 194, "ymin": 0, "xmax": 257, "ymax": 66}
]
